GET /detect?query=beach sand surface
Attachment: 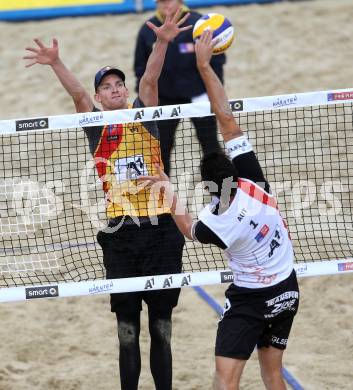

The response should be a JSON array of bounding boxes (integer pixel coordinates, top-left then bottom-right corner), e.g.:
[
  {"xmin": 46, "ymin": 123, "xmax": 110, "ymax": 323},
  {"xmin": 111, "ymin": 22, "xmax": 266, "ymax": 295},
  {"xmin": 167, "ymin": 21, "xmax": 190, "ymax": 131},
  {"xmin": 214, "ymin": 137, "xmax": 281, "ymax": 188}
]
[{"xmin": 0, "ymin": 0, "xmax": 353, "ymax": 389}]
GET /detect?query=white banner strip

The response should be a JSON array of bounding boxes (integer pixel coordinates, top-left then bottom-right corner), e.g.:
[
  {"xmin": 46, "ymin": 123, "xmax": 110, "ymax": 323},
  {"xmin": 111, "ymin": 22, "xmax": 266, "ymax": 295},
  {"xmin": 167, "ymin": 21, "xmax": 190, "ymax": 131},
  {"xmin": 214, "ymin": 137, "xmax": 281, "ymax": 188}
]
[
  {"xmin": 1, "ymin": 88, "xmax": 353, "ymax": 135},
  {"xmin": 0, "ymin": 259, "xmax": 352, "ymax": 303}
]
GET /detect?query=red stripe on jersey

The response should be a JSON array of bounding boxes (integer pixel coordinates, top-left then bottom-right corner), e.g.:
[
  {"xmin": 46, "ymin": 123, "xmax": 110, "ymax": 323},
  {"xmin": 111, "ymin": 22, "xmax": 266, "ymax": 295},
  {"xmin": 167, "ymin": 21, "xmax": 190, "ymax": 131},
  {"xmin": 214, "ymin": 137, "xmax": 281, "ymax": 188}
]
[
  {"xmin": 249, "ymin": 183, "xmax": 255, "ymax": 197},
  {"xmin": 238, "ymin": 178, "xmax": 278, "ymax": 210},
  {"xmin": 94, "ymin": 124, "xmax": 123, "ymax": 180},
  {"xmin": 263, "ymin": 193, "xmax": 269, "ymax": 204},
  {"xmin": 238, "ymin": 178, "xmax": 292, "ymax": 240}
]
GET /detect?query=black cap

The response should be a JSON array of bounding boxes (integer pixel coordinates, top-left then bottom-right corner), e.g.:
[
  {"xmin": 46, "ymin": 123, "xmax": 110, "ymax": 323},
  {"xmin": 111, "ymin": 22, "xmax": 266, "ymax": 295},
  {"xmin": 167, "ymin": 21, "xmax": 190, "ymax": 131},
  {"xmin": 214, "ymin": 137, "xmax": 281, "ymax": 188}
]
[{"xmin": 94, "ymin": 66, "xmax": 126, "ymax": 91}]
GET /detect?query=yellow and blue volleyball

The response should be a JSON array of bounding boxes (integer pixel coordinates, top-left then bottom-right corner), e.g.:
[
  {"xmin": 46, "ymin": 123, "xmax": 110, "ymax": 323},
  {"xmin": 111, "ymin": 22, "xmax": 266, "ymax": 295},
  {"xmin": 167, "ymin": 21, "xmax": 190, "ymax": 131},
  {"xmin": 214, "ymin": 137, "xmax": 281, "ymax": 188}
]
[{"xmin": 192, "ymin": 13, "xmax": 235, "ymax": 55}]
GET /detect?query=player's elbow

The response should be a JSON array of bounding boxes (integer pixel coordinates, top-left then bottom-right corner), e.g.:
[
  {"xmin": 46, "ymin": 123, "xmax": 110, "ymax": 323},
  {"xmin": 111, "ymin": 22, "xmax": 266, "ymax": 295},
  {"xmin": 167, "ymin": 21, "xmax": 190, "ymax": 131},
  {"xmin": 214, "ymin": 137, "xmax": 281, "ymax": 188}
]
[
  {"xmin": 173, "ymin": 216, "xmax": 193, "ymax": 240},
  {"xmin": 181, "ymin": 228, "xmax": 193, "ymax": 241},
  {"xmin": 72, "ymin": 90, "xmax": 88, "ymax": 103},
  {"xmin": 72, "ymin": 91, "xmax": 93, "ymax": 112},
  {"xmin": 140, "ymin": 74, "xmax": 156, "ymax": 90},
  {"xmin": 139, "ymin": 80, "xmax": 158, "ymax": 106},
  {"xmin": 180, "ymin": 221, "xmax": 194, "ymax": 241}
]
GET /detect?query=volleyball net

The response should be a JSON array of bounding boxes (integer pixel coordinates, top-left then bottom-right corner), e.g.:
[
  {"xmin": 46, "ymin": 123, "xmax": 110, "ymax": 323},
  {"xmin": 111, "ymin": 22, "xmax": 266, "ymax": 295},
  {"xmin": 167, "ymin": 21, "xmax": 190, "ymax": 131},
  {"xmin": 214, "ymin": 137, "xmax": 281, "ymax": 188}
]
[{"xmin": 0, "ymin": 88, "xmax": 352, "ymax": 302}]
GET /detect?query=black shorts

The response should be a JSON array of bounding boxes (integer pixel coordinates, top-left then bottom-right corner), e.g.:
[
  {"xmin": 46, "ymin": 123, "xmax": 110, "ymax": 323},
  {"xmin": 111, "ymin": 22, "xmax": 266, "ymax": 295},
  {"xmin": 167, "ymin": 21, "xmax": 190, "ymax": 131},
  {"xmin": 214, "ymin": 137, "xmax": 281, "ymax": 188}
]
[
  {"xmin": 215, "ymin": 270, "xmax": 299, "ymax": 360},
  {"xmin": 97, "ymin": 214, "xmax": 185, "ymax": 315}
]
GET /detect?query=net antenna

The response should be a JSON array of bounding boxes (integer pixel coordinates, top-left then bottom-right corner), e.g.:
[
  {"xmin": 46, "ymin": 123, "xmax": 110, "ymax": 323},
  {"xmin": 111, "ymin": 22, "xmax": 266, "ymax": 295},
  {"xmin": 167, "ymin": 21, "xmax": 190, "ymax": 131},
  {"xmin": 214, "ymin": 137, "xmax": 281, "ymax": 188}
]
[{"xmin": 0, "ymin": 88, "xmax": 352, "ymax": 302}]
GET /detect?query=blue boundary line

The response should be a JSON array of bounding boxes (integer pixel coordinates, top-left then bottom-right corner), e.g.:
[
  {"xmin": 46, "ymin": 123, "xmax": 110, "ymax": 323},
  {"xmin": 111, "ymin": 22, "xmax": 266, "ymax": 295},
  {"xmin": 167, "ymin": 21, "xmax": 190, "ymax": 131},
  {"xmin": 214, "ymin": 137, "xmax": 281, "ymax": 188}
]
[
  {"xmin": 192, "ymin": 286, "xmax": 304, "ymax": 390},
  {"xmin": 282, "ymin": 367, "xmax": 304, "ymax": 390}
]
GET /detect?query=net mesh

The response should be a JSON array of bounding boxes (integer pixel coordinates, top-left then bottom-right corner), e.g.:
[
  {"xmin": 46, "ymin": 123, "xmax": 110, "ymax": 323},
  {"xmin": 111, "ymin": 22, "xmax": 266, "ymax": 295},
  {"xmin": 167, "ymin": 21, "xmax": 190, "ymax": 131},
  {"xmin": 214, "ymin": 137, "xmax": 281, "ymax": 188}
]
[{"xmin": 0, "ymin": 102, "xmax": 352, "ymax": 288}]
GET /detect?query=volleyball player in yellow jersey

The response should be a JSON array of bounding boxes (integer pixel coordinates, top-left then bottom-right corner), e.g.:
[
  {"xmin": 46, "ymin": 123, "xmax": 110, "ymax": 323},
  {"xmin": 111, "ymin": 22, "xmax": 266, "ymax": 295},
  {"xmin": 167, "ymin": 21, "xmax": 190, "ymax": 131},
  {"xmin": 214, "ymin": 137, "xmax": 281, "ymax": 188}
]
[{"xmin": 24, "ymin": 9, "xmax": 191, "ymax": 390}]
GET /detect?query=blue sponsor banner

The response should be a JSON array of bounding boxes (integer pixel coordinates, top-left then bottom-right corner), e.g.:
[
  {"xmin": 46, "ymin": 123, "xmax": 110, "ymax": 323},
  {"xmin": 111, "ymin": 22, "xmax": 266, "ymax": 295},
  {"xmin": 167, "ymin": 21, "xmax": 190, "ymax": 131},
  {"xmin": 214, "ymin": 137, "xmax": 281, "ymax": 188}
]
[
  {"xmin": 0, "ymin": 0, "xmax": 282, "ymax": 21},
  {"xmin": 0, "ymin": 1, "xmax": 135, "ymax": 21},
  {"xmin": 143, "ymin": 0, "xmax": 282, "ymax": 11}
]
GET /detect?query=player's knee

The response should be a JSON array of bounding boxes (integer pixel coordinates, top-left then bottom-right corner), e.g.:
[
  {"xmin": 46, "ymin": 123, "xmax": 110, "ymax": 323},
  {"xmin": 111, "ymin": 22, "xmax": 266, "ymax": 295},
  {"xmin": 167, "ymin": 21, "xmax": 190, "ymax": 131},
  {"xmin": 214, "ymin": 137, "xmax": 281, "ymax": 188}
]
[
  {"xmin": 214, "ymin": 370, "xmax": 238, "ymax": 390},
  {"xmin": 260, "ymin": 367, "xmax": 285, "ymax": 390},
  {"xmin": 149, "ymin": 317, "xmax": 172, "ymax": 345},
  {"xmin": 118, "ymin": 321, "xmax": 139, "ymax": 347}
]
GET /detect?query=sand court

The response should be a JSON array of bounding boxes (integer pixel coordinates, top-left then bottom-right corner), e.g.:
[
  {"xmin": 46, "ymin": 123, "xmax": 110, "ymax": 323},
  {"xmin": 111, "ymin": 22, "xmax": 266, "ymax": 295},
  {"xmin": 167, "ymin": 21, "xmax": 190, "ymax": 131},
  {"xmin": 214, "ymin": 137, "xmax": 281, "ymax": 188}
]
[{"xmin": 0, "ymin": 0, "xmax": 353, "ymax": 389}]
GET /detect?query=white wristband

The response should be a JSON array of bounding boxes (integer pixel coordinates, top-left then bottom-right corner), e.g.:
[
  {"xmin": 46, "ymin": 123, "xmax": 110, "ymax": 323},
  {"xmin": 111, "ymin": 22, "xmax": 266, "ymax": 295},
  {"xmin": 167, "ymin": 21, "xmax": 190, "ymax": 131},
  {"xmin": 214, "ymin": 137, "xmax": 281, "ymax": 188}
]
[{"xmin": 225, "ymin": 136, "xmax": 253, "ymax": 159}]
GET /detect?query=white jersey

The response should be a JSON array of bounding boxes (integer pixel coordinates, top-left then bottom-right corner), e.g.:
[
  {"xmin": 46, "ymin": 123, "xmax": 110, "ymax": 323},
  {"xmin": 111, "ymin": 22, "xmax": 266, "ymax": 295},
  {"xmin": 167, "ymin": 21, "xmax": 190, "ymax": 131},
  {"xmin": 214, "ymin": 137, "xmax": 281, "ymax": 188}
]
[
  {"xmin": 197, "ymin": 178, "xmax": 294, "ymax": 288},
  {"xmin": 193, "ymin": 136, "xmax": 294, "ymax": 289}
]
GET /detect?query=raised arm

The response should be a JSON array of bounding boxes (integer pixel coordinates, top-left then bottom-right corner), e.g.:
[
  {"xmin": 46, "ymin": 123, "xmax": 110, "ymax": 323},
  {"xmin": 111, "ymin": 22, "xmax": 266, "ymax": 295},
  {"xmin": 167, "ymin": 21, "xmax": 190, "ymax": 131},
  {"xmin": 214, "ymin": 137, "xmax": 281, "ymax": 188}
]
[
  {"xmin": 195, "ymin": 30, "xmax": 243, "ymax": 142},
  {"xmin": 24, "ymin": 38, "xmax": 94, "ymax": 113},
  {"xmin": 138, "ymin": 8, "xmax": 191, "ymax": 107}
]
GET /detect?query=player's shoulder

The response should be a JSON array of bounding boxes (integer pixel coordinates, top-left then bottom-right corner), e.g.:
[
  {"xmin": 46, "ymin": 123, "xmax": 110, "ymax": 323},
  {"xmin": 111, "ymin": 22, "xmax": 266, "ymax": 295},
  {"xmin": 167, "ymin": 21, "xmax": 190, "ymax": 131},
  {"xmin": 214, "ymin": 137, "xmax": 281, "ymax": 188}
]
[
  {"xmin": 148, "ymin": 14, "xmax": 160, "ymax": 24},
  {"xmin": 133, "ymin": 97, "xmax": 144, "ymax": 108},
  {"xmin": 188, "ymin": 10, "xmax": 202, "ymax": 22},
  {"xmin": 140, "ymin": 15, "xmax": 160, "ymax": 33},
  {"xmin": 189, "ymin": 9, "xmax": 202, "ymax": 16}
]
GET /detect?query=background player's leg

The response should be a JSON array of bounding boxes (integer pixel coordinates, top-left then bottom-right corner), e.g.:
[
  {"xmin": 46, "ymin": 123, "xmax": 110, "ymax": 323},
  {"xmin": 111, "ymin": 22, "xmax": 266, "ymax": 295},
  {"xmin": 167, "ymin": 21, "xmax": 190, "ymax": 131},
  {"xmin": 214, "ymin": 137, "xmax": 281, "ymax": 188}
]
[
  {"xmin": 148, "ymin": 308, "xmax": 173, "ymax": 390},
  {"xmin": 116, "ymin": 312, "xmax": 141, "ymax": 390},
  {"xmin": 192, "ymin": 115, "xmax": 222, "ymax": 157},
  {"xmin": 158, "ymin": 118, "xmax": 180, "ymax": 176}
]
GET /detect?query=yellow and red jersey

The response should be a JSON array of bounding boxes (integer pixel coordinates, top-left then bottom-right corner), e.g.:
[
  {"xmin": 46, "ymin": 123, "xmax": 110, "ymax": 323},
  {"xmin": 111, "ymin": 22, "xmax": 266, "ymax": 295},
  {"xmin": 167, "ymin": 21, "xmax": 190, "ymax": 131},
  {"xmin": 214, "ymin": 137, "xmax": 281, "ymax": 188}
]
[{"xmin": 84, "ymin": 99, "xmax": 170, "ymax": 218}]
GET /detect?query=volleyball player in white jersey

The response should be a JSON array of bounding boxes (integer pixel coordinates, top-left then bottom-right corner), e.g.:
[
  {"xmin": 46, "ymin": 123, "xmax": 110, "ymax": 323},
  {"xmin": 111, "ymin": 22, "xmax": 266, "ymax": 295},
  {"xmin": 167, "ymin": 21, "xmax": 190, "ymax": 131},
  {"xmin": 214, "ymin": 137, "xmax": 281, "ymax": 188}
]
[{"xmin": 141, "ymin": 30, "xmax": 300, "ymax": 390}]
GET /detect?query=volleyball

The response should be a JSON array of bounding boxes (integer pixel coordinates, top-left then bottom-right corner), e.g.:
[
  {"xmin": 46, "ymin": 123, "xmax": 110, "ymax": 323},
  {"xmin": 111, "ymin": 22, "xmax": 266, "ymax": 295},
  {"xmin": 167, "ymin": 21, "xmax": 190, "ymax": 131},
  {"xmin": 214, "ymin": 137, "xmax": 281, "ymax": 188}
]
[{"xmin": 192, "ymin": 13, "xmax": 235, "ymax": 55}]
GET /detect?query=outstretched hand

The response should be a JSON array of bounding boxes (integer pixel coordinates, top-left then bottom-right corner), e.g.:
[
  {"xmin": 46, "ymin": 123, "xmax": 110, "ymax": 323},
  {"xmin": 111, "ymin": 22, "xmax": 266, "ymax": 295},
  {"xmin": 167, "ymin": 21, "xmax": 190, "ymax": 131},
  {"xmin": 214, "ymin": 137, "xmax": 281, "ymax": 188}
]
[
  {"xmin": 195, "ymin": 29, "xmax": 215, "ymax": 69},
  {"xmin": 147, "ymin": 7, "xmax": 192, "ymax": 43},
  {"xmin": 23, "ymin": 38, "xmax": 59, "ymax": 67}
]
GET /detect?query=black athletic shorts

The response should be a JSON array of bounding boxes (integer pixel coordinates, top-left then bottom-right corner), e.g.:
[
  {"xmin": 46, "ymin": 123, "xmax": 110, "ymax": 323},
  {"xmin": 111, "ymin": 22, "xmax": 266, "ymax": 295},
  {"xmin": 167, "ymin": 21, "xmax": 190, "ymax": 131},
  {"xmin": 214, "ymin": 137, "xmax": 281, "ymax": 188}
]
[
  {"xmin": 97, "ymin": 214, "xmax": 185, "ymax": 315},
  {"xmin": 215, "ymin": 270, "xmax": 299, "ymax": 360}
]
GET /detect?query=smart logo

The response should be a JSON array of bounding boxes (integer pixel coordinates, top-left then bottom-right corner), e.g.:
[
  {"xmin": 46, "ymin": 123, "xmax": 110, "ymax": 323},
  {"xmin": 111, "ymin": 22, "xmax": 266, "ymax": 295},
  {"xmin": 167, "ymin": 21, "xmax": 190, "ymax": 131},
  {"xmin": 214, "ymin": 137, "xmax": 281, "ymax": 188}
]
[
  {"xmin": 25, "ymin": 285, "xmax": 59, "ymax": 299},
  {"xmin": 16, "ymin": 118, "xmax": 49, "ymax": 132}
]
